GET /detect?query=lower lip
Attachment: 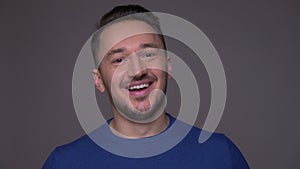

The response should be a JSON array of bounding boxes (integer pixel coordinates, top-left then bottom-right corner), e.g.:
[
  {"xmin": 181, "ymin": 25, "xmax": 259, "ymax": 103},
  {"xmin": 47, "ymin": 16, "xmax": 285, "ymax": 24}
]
[{"xmin": 128, "ymin": 83, "xmax": 154, "ymax": 97}]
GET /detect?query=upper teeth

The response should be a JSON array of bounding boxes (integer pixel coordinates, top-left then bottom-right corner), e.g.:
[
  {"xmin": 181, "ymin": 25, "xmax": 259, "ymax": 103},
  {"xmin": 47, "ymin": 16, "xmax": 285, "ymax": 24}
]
[{"xmin": 129, "ymin": 83, "xmax": 149, "ymax": 90}]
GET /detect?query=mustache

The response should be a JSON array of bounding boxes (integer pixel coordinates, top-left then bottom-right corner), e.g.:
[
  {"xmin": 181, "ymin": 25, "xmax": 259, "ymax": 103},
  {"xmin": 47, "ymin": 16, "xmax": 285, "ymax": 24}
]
[
  {"xmin": 132, "ymin": 73, "xmax": 156, "ymax": 81},
  {"xmin": 122, "ymin": 74, "xmax": 157, "ymax": 87}
]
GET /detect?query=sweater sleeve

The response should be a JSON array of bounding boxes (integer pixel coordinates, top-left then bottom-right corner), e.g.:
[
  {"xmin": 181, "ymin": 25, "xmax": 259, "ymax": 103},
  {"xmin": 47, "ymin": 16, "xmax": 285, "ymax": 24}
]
[
  {"xmin": 42, "ymin": 149, "xmax": 57, "ymax": 169},
  {"xmin": 223, "ymin": 135, "xmax": 250, "ymax": 169}
]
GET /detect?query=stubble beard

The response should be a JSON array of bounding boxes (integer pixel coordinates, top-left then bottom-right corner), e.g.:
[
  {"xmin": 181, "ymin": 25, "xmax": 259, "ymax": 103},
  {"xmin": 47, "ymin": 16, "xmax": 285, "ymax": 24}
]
[{"xmin": 113, "ymin": 90, "xmax": 166, "ymax": 123}]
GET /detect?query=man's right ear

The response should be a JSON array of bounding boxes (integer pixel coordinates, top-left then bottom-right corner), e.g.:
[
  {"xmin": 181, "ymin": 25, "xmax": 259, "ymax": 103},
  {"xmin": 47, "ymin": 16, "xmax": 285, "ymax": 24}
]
[{"xmin": 92, "ymin": 69, "xmax": 105, "ymax": 93}]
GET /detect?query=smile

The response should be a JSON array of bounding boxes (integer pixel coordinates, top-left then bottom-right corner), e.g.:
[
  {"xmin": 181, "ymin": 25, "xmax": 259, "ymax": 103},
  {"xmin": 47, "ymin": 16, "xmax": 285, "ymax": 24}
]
[
  {"xmin": 127, "ymin": 80, "xmax": 154, "ymax": 97},
  {"xmin": 129, "ymin": 83, "xmax": 149, "ymax": 91}
]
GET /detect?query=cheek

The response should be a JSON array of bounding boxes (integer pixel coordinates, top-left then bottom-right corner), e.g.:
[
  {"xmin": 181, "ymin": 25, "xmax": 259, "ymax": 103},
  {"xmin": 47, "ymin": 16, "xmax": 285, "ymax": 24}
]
[
  {"xmin": 153, "ymin": 70, "xmax": 168, "ymax": 82},
  {"xmin": 148, "ymin": 58, "xmax": 168, "ymax": 72},
  {"xmin": 110, "ymin": 68, "xmax": 127, "ymax": 85},
  {"xmin": 100, "ymin": 69, "xmax": 114, "ymax": 88},
  {"xmin": 149, "ymin": 60, "xmax": 169, "ymax": 77}
]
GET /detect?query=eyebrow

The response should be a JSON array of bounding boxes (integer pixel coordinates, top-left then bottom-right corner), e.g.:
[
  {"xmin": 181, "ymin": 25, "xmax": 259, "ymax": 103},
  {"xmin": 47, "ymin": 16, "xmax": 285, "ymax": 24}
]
[
  {"xmin": 106, "ymin": 43, "xmax": 159, "ymax": 57},
  {"xmin": 107, "ymin": 48, "xmax": 125, "ymax": 57},
  {"xmin": 139, "ymin": 43, "xmax": 159, "ymax": 49}
]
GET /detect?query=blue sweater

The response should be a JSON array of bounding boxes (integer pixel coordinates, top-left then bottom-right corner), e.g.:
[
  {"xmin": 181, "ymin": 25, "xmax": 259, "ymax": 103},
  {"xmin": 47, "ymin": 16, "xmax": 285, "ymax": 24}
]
[{"xmin": 43, "ymin": 114, "xmax": 249, "ymax": 169}]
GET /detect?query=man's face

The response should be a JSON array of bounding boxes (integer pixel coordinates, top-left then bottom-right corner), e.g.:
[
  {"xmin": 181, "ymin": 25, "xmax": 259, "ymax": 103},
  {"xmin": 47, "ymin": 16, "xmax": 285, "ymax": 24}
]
[{"xmin": 94, "ymin": 20, "xmax": 171, "ymax": 123}]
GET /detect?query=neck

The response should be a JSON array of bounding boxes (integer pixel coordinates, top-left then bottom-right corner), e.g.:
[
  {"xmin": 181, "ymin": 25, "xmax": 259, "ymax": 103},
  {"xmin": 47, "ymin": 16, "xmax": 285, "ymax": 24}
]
[{"xmin": 110, "ymin": 113, "xmax": 169, "ymax": 139}]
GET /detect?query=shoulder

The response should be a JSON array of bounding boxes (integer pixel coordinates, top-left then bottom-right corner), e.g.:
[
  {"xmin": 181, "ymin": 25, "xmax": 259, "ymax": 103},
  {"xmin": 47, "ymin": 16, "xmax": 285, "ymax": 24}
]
[
  {"xmin": 184, "ymin": 125, "xmax": 241, "ymax": 153},
  {"xmin": 167, "ymin": 114, "xmax": 234, "ymax": 151},
  {"xmin": 179, "ymin": 125, "xmax": 230, "ymax": 149},
  {"xmin": 184, "ymin": 126, "xmax": 250, "ymax": 169},
  {"xmin": 42, "ymin": 135, "xmax": 99, "ymax": 169},
  {"xmin": 54, "ymin": 134, "xmax": 100, "ymax": 158}
]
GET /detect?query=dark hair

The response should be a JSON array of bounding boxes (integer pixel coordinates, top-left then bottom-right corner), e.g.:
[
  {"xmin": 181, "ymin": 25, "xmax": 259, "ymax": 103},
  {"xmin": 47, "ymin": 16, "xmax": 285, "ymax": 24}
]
[{"xmin": 91, "ymin": 4, "xmax": 166, "ymax": 68}]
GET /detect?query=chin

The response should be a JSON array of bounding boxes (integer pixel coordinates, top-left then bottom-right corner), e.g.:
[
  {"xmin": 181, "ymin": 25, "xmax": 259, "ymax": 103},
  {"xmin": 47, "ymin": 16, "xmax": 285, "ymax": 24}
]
[
  {"xmin": 114, "ymin": 91, "xmax": 166, "ymax": 123},
  {"xmin": 124, "ymin": 104, "xmax": 163, "ymax": 123}
]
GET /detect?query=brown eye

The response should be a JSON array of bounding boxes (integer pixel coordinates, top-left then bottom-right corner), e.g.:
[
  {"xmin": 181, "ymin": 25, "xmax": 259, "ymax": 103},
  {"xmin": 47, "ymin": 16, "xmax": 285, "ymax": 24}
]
[
  {"xmin": 145, "ymin": 52, "xmax": 155, "ymax": 57},
  {"xmin": 115, "ymin": 58, "xmax": 123, "ymax": 63},
  {"xmin": 113, "ymin": 57, "xmax": 127, "ymax": 65}
]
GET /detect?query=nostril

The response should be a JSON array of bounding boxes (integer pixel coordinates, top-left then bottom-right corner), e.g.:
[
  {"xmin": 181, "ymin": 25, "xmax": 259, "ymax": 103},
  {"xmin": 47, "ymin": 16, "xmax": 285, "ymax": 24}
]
[{"xmin": 131, "ymin": 70, "xmax": 148, "ymax": 80}]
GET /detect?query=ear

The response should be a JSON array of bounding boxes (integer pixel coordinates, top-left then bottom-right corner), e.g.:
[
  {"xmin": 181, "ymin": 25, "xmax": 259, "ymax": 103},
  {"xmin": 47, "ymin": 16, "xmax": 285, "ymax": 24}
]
[
  {"xmin": 92, "ymin": 69, "xmax": 105, "ymax": 92},
  {"xmin": 166, "ymin": 55, "xmax": 172, "ymax": 79}
]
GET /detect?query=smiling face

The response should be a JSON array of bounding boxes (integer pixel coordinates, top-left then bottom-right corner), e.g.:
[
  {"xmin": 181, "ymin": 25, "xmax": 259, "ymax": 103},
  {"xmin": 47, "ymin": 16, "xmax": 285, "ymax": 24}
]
[{"xmin": 93, "ymin": 20, "xmax": 171, "ymax": 123}]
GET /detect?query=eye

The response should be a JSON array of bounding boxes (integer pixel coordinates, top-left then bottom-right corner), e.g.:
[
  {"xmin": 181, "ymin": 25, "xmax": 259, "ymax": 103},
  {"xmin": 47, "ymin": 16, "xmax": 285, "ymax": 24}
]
[
  {"xmin": 112, "ymin": 57, "xmax": 127, "ymax": 64},
  {"xmin": 144, "ymin": 52, "xmax": 155, "ymax": 57},
  {"xmin": 139, "ymin": 48, "xmax": 162, "ymax": 59},
  {"xmin": 115, "ymin": 58, "xmax": 123, "ymax": 63}
]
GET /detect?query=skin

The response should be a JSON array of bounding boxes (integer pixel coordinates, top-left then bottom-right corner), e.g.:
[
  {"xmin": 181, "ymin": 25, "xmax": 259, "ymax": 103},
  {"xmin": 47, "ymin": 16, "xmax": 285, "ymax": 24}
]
[{"xmin": 93, "ymin": 20, "xmax": 172, "ymax": 138}]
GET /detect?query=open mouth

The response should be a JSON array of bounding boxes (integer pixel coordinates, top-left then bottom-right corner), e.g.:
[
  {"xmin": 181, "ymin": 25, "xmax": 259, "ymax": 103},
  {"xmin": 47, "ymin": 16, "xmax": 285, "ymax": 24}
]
[
  {"xmin": 128, "ymin": 81, "xmax": 154, "ymax": 97},
  {"xmin": 128, "ymin": 83, "xmax": 151, "ymax": 91}
]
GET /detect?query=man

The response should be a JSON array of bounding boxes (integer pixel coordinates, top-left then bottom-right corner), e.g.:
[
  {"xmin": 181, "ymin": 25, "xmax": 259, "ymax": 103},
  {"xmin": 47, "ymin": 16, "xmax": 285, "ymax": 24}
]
[{"xmin": 43, "ymin": 4, "xmax": 249, "ymax": 169}]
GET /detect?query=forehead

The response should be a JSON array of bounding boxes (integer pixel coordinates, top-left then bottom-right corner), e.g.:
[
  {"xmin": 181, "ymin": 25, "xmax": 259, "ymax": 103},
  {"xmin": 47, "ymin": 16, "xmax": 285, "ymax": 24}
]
[
  {"xmin": 98, "ymin": 20, "xmax": 159, "ymax": 57},
  {"xmin": 109, "ymin": 33, "xmax": 161, "ymax": 52}
]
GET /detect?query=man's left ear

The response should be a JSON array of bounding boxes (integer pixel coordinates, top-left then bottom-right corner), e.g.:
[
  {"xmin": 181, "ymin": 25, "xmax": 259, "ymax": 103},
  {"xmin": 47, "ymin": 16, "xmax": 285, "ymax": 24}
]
[{"xmin": 167, "ymin": 56, "xmax": 172, "ymax": 79}]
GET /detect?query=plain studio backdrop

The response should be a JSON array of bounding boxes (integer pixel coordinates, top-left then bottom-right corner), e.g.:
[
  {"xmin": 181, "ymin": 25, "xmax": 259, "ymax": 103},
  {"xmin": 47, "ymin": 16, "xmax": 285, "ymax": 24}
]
[{"xmin": 1, "ymin": 0, "xmax": 299, "ymax": 168}]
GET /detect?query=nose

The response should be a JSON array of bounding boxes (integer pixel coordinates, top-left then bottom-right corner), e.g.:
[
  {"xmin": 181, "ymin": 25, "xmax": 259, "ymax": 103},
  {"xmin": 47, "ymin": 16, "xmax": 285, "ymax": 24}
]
[{"xmin": 127, "ymin": 54, "xmax": 147, "ymax": 78}]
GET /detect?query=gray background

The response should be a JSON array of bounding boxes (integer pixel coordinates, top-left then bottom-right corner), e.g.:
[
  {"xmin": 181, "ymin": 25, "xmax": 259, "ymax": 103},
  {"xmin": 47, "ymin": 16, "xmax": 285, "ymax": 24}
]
[{"xmin": 1, "ymin": 0, "xmax": 299, "ymax": 168}]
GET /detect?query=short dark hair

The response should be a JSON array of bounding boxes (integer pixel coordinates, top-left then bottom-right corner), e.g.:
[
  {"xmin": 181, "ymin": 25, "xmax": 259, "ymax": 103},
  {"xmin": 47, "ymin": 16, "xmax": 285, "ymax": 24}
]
[{"xmin": 91, "ymin": 4, "xmax": 166, "ymax": 68}]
